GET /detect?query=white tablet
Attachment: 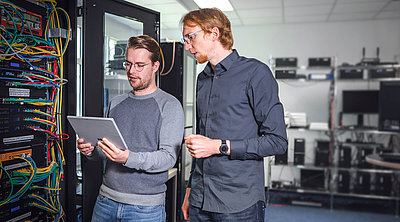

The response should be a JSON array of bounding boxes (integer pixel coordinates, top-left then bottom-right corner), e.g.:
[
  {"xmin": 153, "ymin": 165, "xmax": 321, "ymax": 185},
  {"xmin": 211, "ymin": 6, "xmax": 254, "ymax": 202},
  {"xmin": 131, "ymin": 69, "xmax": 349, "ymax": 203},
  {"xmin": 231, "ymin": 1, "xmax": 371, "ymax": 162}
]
[{"xmin": 67, "ymin": 116, "xmax": 128, "ymax": 149}]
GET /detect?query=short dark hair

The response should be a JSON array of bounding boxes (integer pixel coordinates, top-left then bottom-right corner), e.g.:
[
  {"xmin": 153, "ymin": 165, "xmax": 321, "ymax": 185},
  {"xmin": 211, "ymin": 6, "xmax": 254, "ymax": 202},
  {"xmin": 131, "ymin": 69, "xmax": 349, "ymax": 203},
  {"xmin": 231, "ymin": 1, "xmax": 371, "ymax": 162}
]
[
  {"xmin": 181, "ymin": 8, "xmax": 233, "ymax": 50},
  {"xmin": 127, "ymin": 35, "xmax": 160, "ymax": 63}
]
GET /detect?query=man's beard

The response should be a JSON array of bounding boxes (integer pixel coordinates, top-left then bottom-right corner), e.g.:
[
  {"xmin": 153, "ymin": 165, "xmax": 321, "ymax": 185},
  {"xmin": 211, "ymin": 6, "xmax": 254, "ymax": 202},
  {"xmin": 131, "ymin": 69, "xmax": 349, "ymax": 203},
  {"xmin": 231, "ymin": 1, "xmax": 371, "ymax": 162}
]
[
  {"xmin": 130, "ymin": 77, "xmax": 150, "ymax": 91},
  {"xmin": 196, "ymin": 53, "xmax": 208, "ymax": 64}
]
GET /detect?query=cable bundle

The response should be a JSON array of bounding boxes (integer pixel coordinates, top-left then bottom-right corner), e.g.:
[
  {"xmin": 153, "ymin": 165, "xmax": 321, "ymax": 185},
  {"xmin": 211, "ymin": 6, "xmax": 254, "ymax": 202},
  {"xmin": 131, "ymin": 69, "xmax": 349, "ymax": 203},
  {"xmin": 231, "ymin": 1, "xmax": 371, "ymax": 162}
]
[{"xmin": 0, "ymin": 0, "xmax": 70, "ymax": 221}]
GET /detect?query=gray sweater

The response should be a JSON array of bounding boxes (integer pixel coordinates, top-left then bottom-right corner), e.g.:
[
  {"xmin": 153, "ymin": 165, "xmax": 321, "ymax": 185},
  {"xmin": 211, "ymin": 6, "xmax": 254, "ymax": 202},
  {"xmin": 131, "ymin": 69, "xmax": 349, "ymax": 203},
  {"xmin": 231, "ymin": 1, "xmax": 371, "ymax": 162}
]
[{"xmin": 89, "ymin": 88, "xmax": 184, "ymax": 206}]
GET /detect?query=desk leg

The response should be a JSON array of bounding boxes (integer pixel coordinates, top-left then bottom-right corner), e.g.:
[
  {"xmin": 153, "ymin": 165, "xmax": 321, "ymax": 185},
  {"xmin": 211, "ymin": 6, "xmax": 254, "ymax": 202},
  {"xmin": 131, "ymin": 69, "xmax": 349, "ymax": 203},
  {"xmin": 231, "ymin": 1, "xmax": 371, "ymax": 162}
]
[
  {"xmin": 396, "ymin": 173, "xmax": 399, "ymax": 218},
  {"xmin": 172, "ymin": 173, "xmax": 177, "ymax": 222},
  {"xmin": 166, "ymin": 168, "xmax": 177, "ymax": 222}
]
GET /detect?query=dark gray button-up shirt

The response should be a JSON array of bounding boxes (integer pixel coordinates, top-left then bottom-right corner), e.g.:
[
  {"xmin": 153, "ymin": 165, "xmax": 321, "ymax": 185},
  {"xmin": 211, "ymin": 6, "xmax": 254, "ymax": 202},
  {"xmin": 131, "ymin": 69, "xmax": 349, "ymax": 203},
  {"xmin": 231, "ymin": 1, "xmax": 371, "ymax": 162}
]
[{"xmin": 188, "ymin": 50, "xmax": 288, "ymax": 213}]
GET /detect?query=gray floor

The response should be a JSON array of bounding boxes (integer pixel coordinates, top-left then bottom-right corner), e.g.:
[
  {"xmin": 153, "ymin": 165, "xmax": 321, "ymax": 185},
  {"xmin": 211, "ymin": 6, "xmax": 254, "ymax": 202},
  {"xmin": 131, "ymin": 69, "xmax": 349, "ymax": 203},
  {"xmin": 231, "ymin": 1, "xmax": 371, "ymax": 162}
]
[{"xmin": 265, "ymin": 204, "xmax": 399, "ymax": 222}]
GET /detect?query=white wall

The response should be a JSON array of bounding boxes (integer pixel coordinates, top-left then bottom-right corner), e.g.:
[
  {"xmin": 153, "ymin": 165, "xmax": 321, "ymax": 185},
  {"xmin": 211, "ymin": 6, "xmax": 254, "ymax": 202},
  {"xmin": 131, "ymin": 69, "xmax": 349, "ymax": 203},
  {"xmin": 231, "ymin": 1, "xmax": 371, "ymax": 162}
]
[{"xmin": 234, "ymin": 19, "xmax": 400, "ymax": 66}]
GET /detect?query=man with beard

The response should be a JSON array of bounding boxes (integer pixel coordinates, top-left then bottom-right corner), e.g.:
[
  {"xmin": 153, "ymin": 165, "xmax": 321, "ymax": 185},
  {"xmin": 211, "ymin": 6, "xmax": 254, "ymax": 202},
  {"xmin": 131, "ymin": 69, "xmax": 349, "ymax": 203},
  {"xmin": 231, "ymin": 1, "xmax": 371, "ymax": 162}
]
[
  {"xmin": 180, "ymin": 8, "xmax": 288, "ymax": 222},
  {"xmin": 77, "ymin": 35, "xmax": 184, "ymax": 222}
]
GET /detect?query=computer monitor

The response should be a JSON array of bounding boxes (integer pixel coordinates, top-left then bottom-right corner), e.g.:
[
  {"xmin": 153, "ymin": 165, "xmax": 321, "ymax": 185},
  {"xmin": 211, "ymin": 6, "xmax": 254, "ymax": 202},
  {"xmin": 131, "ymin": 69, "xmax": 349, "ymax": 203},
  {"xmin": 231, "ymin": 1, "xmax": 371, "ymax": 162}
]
[
  {"xmin": 342, "ymin": 90, "xmax": 379, "ymax": 127},
  {"xmin": 379, "ymin": 81, "xmax": 400, "ymax": 132}
]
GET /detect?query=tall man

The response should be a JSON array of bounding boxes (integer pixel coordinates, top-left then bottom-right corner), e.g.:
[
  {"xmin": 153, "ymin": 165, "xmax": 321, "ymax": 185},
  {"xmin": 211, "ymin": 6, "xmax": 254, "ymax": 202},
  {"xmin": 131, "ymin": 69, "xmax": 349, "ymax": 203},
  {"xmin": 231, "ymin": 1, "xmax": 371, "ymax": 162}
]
[
  {"xmin": 77, "ymin": 35, "xmax": 184, "ymax": 222},
  {"xmin": 180, "ymin": 8, "xmax": 288, "ymax": 221}
]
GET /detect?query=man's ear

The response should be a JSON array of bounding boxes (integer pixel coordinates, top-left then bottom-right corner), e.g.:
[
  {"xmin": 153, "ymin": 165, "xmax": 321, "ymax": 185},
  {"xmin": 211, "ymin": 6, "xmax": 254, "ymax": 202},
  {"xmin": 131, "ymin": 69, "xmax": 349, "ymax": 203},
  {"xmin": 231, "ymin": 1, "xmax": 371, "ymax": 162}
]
[
  {"xmin": 152, "ymin": 61, "xmax": 160, "ymax": 73},
  {"xmin": 210, "ymin": 27, "xmax": 220, "ymax": 41}
]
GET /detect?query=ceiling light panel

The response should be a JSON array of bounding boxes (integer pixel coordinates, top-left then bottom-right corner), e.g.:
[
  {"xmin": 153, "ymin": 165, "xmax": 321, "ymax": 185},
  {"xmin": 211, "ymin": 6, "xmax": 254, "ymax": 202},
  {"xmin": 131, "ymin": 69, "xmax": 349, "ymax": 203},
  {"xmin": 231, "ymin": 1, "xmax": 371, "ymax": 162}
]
[
  {"xmin": 144, "ymin": 3, "xmax": 187, "ymax": 15},
  {"xmin": 193, "ymin": 0, "xmax": 234, "ymax": 11}
]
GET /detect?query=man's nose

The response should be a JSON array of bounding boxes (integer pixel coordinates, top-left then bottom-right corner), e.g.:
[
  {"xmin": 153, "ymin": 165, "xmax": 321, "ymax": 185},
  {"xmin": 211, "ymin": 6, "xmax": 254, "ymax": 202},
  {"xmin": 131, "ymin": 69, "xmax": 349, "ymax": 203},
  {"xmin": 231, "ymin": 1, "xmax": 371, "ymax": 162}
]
[
  {"xmin": 127, "ymin": 65, "xmax": 136, "ymax": 73},
  {"xmin": 184, "ymin": 42, "xmax": 192, "ymax": 50}
]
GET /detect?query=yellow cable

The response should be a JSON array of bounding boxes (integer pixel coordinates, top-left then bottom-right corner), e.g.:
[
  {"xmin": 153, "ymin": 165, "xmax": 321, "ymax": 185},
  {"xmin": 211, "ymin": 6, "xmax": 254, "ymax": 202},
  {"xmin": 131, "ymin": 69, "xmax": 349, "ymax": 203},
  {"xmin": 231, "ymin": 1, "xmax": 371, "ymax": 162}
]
[
  {"xmin": 31, "ymin": 186, "xmax": 61, "ymax": 191},
  {"xmin": 31, "ymin": 193, "xmax": 58, "ymax": 211},
  {"xmin": 31, "ymin": 202, "xmax": 57, "ymax": 213},
  {"xmin": 16, "ymin": 161, "xmax": 55, "ymax": 174}
]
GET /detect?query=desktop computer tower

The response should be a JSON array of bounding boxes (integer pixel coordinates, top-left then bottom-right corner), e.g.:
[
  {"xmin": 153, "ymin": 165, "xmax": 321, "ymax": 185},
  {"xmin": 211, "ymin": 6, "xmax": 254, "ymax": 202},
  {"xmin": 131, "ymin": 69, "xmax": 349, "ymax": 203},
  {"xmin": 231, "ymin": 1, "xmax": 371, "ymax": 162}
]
[
  {"xmin": 294, "ymin": 154, "xmax": 304, "ymax": 165},
  {"xmin": 375, "ymin": 173, "xmax": 392, "ymax": 196},
  {"xmin": 315, "ymin": 140, "xmax": 330, "ymax": 166},
  {"xmin": 354, "ymin": 173, "xmax": 371, "ymax": 194},
  {"xmin": 357, "ymin": 147, "xmax": 373, "ymax": 168},
  {"xmin": 338, "ymin": 146, "xmax": 351, "ymax": 168},
  {"xmin": 337, "ymin": 171, "xmax": 350, "ymax": 193},
  {"xmin": 293, "ymin": 138, "xmax": 305, "ymax": 165},
  {"xmin": 275, "ymin": 150, "xmax": 288, "ymax": 164}
]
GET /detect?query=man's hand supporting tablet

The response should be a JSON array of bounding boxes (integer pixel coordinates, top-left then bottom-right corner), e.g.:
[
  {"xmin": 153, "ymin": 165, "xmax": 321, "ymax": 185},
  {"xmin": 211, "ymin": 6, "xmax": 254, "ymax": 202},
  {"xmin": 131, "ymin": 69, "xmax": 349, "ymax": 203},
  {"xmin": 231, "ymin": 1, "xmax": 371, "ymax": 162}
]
[
  {"xmin": 97, "ymin": 138, "xmax": 130, "ymax": 164},
  {"xmin": 77, "ymin": 138, "xmax": 95, "ymax": 156}
]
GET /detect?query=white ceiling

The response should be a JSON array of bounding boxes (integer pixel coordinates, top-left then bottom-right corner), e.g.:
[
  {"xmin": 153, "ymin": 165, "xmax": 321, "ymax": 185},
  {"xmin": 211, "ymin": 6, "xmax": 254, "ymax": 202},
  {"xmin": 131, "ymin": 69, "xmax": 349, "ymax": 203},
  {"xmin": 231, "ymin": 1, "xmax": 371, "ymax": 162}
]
[{"xmin": 125, "ymin": 0, "xmax": 400, "ymax": 29}]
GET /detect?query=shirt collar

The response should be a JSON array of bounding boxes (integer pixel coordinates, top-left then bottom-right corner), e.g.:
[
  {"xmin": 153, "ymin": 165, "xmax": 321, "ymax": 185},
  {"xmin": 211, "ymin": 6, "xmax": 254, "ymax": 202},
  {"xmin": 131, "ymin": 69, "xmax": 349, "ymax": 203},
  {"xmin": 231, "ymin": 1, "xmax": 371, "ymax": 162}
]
[{"xmin": 203, "ymin": 49, "xmax": 239, "ymax": 77}]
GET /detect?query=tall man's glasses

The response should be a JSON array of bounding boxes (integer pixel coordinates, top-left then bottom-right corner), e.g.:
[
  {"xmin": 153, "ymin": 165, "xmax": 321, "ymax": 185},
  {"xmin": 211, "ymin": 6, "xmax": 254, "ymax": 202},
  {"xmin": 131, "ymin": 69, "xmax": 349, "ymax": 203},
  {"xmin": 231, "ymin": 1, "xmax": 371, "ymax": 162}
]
[
  {"xmin": 181, "ymin": 29, "xmax": 203, "ymax": 44},
  {"xmin": 122, "ymin": 61, "xmax": 150, "ymax": 72}
]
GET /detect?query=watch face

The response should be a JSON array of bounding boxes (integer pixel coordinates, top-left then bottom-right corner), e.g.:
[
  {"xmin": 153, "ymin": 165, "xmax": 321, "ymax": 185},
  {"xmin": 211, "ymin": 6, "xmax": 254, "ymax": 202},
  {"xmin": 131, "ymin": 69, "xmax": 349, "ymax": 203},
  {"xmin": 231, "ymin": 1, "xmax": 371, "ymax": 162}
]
[{"xmin": 220, "ymin": 144, "xmax": 228, "ymax": 155}]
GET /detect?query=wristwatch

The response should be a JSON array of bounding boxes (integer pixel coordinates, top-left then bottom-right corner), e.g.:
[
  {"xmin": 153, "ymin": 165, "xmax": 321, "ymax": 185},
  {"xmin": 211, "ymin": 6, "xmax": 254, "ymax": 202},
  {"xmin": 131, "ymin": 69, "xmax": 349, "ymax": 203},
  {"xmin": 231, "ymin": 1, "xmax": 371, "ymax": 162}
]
[{"xmin": 219, "ymin": 140, "xmax": 229, "ymax": 155}]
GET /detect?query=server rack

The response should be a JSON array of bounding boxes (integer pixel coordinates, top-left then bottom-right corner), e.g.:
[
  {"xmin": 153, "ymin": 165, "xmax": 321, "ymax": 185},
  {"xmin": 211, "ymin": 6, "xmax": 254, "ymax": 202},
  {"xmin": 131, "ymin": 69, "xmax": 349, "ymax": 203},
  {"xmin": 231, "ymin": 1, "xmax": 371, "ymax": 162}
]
[{"xmin": 0, "ymin": 0, "xmax": 76, "ymax": 221}]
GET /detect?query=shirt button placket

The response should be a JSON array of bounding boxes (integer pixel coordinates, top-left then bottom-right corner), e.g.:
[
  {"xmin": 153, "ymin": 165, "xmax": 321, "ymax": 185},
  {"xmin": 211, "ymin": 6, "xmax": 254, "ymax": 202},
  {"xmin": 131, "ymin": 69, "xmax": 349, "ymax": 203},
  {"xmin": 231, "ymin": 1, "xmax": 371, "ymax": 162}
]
[
  {"xmin": 203, "ymin": 75, "xmax": 218, "ymax": 210},
  {"xmin": 206, "ymin": 76, "xmax": 217, "ymax": 135}
]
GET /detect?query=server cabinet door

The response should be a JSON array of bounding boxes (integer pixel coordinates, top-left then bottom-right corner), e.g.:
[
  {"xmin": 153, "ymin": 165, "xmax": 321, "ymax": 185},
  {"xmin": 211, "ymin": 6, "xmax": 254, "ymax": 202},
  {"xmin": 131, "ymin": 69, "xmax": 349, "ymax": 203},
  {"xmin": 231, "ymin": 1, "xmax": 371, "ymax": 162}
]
[{"xmin": 82, "ymin": 1, "xmax": 159, "ymax": 221}]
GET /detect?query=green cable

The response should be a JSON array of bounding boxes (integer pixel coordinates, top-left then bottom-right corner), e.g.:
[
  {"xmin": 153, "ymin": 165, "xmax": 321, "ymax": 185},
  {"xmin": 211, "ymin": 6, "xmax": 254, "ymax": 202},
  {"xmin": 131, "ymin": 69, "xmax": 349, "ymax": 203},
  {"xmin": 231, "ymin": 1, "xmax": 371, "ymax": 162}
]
[
  {"xmin": 26, "ymin": 109, "xmax": 55, "ymax": 119},
  {"xmin": 0, "ymin": 5, "xmax": 18, "ymax": 31},
  {"xmin": 0, "ymin": 5, "xmax": 18, "ymax": 55},
  {"xmin": 5, "ymin": 160, "xmax": 35, "ymax": 204},
  {"xmin": 0, "ymin": 164, "xmax": 14, "ymax": 205},
  {"xmin": 25, "ymin": 118, "xmax": 55, "ymax": 128},
  {"xmin": 13, "ymin": 83, "xmax": 56, "ymax": 88},
  {"xmin": 9, "ymin": 3, "xmax": 33, "ymax": 36}
]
